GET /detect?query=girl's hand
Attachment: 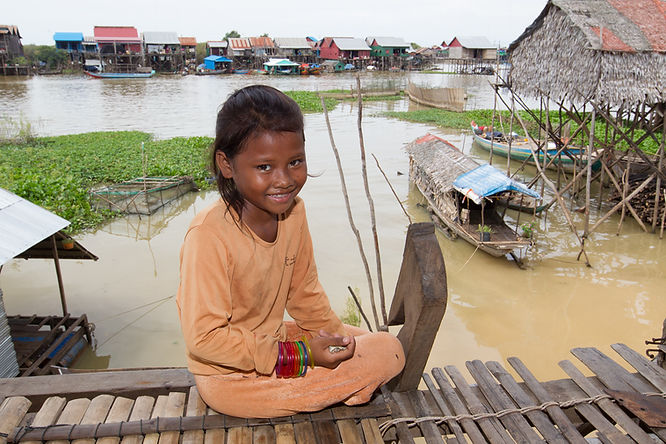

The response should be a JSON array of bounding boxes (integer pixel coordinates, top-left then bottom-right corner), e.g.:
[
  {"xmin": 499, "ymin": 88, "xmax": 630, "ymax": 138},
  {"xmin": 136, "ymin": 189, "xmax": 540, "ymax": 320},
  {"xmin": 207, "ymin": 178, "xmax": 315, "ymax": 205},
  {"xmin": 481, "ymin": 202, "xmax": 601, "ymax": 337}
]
[{"xmin": 309, "ymin": 330, "xmax": 356, "ymax": 369}]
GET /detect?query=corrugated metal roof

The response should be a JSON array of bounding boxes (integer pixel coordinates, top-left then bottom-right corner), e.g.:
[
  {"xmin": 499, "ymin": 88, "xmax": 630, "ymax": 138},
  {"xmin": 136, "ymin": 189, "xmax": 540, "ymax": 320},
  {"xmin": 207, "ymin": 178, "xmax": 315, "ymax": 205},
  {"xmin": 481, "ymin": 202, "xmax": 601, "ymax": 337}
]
[
  {"xmin": 511, "ymin": 0, "xmax": 666, "ymax": 53},
  {"xmin": 0, "ymin": 188, "xmax": 69, "ymax": 266},
  {"xmin": 249, "ymin": 37, "xmax": 274, "ymax": 48},
  {"xmin": 179, "ymin": 37, "xmax": 197, "ymax": 46},
  {"xmin": 93, "ymin": 26, "xmax": 141, "ymax": 43},
  {"xmin": 0, "ymin": 292, "xmax": 19, "ymax": 379},
  {"xmin": 333, "ymin": 38, "xmax": 371, "ymax": 51},
  {"xmin": 366, "ymin": 36, "xmax": 410, "ymax": 48},
  {"xmin": 53, "ymin": 32, "xmax": 84, "ymax": 42},
  {"xmin": 273, "ymin": 37, "xmax": 311, "ymax": 49},
  {"xmin": 228, "ymin": 38, "xmax": 252, "ymax": 49},
  {"xmin": 207, "ymin": 40, "xmax": 228, "ymax": 48},
  {"xmin": 143, "ymin": 31, "xmax": 180, "ymax": 45},
  {"xmin": 451, "ymin": 36, "xmax": 495, "ymax": 49}
]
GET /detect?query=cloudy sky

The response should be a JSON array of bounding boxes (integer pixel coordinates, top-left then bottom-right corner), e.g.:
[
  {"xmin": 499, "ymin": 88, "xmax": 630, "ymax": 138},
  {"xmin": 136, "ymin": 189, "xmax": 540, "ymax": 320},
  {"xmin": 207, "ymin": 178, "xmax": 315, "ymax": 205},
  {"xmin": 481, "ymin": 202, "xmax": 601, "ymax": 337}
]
[{"xmin": 6, "ymin": 0, "xmax": 547, "ymax": 47}]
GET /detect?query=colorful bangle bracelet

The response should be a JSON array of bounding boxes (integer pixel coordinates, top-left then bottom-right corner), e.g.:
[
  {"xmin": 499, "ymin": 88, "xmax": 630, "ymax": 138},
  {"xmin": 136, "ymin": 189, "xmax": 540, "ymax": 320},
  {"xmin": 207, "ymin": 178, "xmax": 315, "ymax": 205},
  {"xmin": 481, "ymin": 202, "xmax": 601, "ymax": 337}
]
[
  {"xmin": 276, "ymin": 342, "xmax": 283, "ymax": 377},
  {"xmin": 302, "ymin": 336, "xmax": 315, "ymax": 368},
  {"xmin": 296, "ymin": 341, "xmax": 305, "ymax": 376}
]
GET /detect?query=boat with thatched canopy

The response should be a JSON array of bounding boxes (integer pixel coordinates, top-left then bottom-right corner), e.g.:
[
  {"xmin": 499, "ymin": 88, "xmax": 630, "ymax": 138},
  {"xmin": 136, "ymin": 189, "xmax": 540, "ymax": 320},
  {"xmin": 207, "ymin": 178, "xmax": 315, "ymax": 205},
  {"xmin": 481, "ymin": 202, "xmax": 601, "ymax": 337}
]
[{"xmin": 406, "ymin": 134, "xmax": 540, "ymax": 257}]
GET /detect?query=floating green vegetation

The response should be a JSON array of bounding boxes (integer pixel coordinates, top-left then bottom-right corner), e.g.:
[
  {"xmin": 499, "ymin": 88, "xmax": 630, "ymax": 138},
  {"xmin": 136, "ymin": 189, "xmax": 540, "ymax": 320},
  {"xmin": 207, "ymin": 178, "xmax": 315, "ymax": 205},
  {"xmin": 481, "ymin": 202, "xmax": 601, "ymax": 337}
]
[
  {"xmin": 384, "ymin": 109, "xmax": 662, "ymax": 154},
  {"xmin": 284, "ymin": 91, "xmax": 338, "ymax": 113},
  {"xmin": 285, "ymin": 90, "xmax": 403, "ymax": 112},
  {"xmin": 0, "ymin": 131, "xmax": 213, "ymax": 233}
]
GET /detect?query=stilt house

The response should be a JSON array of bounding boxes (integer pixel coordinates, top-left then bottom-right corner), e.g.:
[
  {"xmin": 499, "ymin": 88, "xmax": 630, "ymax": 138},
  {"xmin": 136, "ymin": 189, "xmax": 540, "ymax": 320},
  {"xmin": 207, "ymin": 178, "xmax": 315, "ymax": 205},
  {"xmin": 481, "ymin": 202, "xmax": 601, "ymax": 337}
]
[
  {"xmin": 0, "ymin": 25, "xmax": 23, "ymax": 69},
  {"xmin": 142, "ymin": 32, "xmax": 181, "ymax": 72},
  {"xmin": 249, "ymin": 37, "xmax": 275, "ymax": 57},
  {"xmin": 447, "ymin": 36, "xmax": 496, "ymax": 59},
  {"xmin": 318, "ymin": 37, "xmax": 371, "ymax": 60},
  {"xmin": 365, "ymin": 36, "xmax": 410, "ymax": 57},
  {"xmin": 273, "ymin": 37, "xmax": 313, "ymax": 58},
  {"xmin": 206, "ymin": 41, "xmax": 227, "ymax": 57},
  {"xmin": 53, "ymin": 32, "xmax": 84, "ymax": 63},
  {"xmin": 94, "ymin": 26, "xmax": 144, "ymax": 73},
  {"xmin": 178, "ymin": 37, "xmax": 197, "ymax": 67},
  {"xmin": 507, "ymin": 0, "xmax": 666, "ymax": 248}
]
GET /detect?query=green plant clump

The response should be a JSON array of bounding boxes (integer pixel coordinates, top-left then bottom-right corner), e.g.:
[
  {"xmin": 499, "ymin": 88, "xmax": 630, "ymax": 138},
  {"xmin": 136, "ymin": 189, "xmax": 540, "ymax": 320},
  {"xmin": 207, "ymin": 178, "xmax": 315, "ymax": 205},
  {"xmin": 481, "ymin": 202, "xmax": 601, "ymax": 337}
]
[
  {"xmin": 384, "ymin": 108, "xmax": 662, "ymax": 154},
  {"xmin": 339, "ymin": 291, "xmax": 362, "ymax": 327},
  {"xmin": 0, "ymin": 131, "xmax": 214, "ymax": 233},
  {"xmin": 284, "ymin": 91, "xmax": 338, "ymax": 113},
  {"xmin": 477, "ymin": 224, "xmax": 493, "ymax": 233}
]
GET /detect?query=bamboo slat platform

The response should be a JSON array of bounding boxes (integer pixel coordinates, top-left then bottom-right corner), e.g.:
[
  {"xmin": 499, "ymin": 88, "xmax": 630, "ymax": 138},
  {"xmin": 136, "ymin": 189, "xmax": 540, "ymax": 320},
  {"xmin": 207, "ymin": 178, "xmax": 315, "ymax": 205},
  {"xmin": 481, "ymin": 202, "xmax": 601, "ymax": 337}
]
[{"xmin": 0, "ymin": 343, "xmax": 664, "ymax": 443}]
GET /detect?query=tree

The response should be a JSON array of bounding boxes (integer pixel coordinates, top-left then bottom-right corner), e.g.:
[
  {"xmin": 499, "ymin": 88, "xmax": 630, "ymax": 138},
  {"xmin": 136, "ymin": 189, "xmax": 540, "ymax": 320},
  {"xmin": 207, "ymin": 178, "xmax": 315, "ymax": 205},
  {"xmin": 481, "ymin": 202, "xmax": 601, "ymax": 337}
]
[
  {"xmin": 260, "ymin": 33, "xmax": 269, "ymax": 38},
  {"xmin": 195, "ymin": 42, "xmax": 207, "ymax": 65},
  {"xmin": 224, "ymin": 30, "xmax": 240, "ymax": 39},
  {"xmin": 22, "ymin": 44, "xmax": 68, "ymax": 70},
  {"xmin": 410, "ymin": 42, "xmax": 421, "ymax": 50}
]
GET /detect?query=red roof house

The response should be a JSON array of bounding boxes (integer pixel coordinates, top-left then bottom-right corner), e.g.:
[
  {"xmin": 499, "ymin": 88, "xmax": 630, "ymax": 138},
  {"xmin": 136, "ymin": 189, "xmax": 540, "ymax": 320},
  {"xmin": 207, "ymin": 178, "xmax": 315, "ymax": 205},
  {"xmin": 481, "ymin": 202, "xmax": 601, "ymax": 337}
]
[
  {"xmin": 94, "ymin": 26, "xmax": 142, "ymax": 53},
  {"xmin": 318, "ymin": 37, "xmax": 370, "ymax": 60}
]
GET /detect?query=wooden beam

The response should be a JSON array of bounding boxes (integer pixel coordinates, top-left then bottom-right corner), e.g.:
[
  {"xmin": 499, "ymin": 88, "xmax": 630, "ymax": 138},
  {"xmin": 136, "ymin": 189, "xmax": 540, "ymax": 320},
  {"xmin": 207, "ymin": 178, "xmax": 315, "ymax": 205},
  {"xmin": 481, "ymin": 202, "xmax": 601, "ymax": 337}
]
[{"xmin": 387, "ymin": 223, "xmax": 447, "ymax": 392}]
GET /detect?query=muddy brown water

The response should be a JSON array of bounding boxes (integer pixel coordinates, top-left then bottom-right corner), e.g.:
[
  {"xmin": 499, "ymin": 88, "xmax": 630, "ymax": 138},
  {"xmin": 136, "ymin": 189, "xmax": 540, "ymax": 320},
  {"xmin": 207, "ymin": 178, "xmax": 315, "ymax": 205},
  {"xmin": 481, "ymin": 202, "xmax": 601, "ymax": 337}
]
[{"xmin": 1, "ymin": 73, "xmax": 664, "ymax": 381}]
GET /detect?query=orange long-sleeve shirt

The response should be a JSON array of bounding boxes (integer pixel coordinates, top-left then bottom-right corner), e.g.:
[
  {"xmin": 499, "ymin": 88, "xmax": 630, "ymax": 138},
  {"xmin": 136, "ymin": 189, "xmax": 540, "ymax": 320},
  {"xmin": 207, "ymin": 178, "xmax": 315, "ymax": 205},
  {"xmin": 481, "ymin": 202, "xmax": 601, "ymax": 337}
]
[{"xmin": 176, "ymin": 197, "xmax": 345, "ymax": 376}]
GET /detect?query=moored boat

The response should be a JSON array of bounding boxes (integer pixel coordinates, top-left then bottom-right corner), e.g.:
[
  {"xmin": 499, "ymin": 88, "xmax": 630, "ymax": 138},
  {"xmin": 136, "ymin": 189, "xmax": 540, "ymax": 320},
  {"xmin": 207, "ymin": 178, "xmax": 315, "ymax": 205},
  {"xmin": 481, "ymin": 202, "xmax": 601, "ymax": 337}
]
[
  {"xmin": 84, "ymin": 70, "xmax": 156, "ymax": 79},
  {"xmin": 471, "ymin": 121, "xmax": 594, "ymax": 173},
  {"xmin": 406, "ymin": 134, "xmax": 540, "ymax": 257}
]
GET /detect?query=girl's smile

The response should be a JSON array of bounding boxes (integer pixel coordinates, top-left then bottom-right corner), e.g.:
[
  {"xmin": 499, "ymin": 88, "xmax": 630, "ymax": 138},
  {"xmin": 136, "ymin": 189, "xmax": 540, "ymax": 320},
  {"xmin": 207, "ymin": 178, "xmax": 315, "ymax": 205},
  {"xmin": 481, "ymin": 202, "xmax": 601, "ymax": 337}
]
[{"xmin": 216, "ymin": 130, "xmax": 307, "ymax": 241}]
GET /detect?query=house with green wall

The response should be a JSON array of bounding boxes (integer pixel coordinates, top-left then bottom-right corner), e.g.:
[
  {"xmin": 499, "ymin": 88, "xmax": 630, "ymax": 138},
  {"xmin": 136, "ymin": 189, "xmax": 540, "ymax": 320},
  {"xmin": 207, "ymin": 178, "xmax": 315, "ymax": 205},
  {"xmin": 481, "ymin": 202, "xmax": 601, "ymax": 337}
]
[{"xmin": 365, "ymin": 37, "xmax": 410, "ymax": 57}]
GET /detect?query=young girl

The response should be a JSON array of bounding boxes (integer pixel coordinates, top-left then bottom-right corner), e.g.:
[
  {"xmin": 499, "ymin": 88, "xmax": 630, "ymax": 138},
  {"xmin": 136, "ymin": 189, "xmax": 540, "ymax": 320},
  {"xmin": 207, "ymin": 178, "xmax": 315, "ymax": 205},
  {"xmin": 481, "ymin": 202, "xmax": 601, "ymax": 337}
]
[{"xmin": 176, "ymin": 85, "xmax": 405, "ymax": 418}]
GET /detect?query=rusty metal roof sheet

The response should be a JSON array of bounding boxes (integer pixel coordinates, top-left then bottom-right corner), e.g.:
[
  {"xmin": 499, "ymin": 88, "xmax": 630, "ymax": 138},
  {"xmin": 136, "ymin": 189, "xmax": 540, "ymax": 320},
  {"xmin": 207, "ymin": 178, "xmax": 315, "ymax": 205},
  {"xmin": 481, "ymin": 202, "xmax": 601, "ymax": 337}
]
[
  {"xmin": 249, "ymin": 36, "xmax": 274, "ymax": 48},
  {"xmin": 228, "ymin": 38, "xmax": 251, "ymax": 49},
  {"xmin": 179, "ymin": 37, "xmax": 197, "ymax": 46}
]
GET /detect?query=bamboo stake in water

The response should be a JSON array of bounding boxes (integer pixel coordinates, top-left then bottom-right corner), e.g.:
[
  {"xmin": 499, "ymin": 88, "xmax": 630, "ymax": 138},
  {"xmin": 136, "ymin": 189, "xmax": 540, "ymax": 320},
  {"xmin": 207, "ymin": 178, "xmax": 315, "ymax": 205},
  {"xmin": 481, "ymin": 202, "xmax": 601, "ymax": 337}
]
[
  {"xmin": 320, "ymin": 96, "xmax": 381, "ymax": 332},
  {"xmin": 356, "ymin": 74, "xmax": 388, "ymax": 329}
]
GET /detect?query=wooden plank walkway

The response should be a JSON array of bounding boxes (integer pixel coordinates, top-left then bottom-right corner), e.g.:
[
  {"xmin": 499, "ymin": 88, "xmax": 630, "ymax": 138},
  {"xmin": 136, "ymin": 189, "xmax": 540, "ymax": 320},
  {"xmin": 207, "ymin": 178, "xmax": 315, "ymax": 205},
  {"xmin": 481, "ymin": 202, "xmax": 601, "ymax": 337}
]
[{"xmin": 1, "ymin": 343, "xmax": 664, "ymax": 443}]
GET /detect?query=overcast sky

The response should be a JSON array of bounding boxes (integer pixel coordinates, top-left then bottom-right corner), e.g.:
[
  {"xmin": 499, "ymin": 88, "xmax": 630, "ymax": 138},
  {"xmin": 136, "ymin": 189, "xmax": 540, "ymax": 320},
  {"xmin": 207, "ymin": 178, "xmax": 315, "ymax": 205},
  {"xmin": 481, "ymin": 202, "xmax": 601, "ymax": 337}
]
[{"xmin": 6, "ymin": 0, "xmax": 547, "ymax": 48}]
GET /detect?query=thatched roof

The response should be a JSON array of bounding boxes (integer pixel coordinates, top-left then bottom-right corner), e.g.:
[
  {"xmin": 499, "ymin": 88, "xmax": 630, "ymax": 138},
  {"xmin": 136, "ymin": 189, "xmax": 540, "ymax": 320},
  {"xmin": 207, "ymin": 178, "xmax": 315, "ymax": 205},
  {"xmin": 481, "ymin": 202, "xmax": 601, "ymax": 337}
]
[
  {"xmin": 405, "ymin": 134, "xmax": 478, "ymax": 194},
  {"xmin": 508, "ymin": 0, "xmax": 666, "ymax": 107}
]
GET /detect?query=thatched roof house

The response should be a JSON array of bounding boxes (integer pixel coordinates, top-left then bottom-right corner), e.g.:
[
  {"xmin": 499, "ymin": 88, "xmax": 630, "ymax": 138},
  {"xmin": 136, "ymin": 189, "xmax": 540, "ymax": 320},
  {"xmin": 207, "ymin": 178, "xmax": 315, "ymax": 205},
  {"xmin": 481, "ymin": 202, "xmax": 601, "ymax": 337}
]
[{"xmin": 508, "ymin": 0, "xmax": 666, "ymax": 107}]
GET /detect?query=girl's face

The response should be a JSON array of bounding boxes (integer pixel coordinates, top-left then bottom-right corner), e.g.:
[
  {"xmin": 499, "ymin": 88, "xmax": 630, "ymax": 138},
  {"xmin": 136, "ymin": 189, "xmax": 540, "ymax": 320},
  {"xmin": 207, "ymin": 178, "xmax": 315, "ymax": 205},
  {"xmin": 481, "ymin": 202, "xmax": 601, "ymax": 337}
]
[{"xmin": 216, "ymin": 130, "xmax": 307, "ymax": 224}]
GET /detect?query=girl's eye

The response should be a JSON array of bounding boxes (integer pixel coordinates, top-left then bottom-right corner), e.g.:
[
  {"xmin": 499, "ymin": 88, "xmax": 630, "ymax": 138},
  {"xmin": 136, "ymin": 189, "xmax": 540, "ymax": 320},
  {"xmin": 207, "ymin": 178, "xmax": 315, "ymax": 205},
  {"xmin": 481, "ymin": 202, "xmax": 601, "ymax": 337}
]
[
  {"xmin": 290, "ymin": 159, "xmax": 303, "ymax": 167},
  {"xmin": 257, "ymin": 164, "xmax": 271, "ymax": 171}
]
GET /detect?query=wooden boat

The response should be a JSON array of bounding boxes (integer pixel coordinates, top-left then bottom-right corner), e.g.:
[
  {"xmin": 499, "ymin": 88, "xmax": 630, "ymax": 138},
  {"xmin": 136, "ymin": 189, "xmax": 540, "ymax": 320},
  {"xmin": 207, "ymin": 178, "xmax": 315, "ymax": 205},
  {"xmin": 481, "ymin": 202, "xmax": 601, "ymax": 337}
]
[
  {"xmin": 84, "ymin": 70, "xmax": 156, "ymax": 79},
  {"xmin": 406, "ymin": 134, "xmax": 540, "ymax": 257},
  {"xmin": 471, "ymin": 121, "xmax": 592, "ymax": 173}
]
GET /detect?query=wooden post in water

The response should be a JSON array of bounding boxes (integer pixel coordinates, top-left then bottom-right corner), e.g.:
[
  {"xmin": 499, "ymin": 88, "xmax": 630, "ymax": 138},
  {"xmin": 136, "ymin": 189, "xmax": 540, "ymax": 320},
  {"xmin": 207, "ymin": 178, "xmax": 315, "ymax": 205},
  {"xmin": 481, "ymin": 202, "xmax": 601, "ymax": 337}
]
[{"xmin": 387, "ymin": 223, "xmax": 447, "ymax": 392}]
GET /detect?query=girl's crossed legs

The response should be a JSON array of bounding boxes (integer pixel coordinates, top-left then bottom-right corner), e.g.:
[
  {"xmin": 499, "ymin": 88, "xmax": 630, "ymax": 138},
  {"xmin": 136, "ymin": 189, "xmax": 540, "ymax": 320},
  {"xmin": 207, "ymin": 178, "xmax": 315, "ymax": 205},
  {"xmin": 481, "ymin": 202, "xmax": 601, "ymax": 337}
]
[{"xmin": 194, "ymin": 323, "xmax": 405, "ymax": 418}]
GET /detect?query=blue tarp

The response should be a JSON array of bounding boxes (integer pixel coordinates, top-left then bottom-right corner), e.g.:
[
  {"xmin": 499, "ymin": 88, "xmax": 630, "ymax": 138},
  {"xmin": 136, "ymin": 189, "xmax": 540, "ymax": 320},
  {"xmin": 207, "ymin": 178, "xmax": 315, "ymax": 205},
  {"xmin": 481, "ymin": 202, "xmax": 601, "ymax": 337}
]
[
  {"xmin": 203, "ymin": 55, "xmax": 231, "ymax": 70},
  {"xmin": 452, "ymin": 164, "xmax": 540, "ymax": 204},
  {"xmin": 53, "ymin": 32, "xmax": 84, "ymax": 42}
]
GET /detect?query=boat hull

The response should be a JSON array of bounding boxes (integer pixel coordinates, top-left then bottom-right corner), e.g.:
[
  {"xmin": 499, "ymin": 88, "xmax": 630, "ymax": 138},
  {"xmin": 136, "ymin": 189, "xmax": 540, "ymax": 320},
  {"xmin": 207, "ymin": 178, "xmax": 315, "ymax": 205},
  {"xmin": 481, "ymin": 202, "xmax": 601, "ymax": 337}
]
[
  {"xmin": 472, "ymin": 132, "xmax": 586, "ymax": 173},
  {"xmin": 85, "ymin": 70, "xmax": 155, "ymax": 79}
]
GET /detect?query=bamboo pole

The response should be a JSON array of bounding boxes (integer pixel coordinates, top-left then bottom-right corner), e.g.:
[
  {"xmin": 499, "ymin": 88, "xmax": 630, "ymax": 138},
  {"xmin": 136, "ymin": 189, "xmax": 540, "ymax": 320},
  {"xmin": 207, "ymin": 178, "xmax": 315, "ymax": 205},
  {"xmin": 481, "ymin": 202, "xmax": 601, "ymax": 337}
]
[
  {"xmin": 589, "ymin": 173, "xmax": 656, "ymax": 234},
  {"xmin": 356, "ymin": 75, "xmax": 387, "ymax": 328},
  {"xmin": 617, "ymin": 161, "xmax": 630, "ymax": 235},
  {"xmin": 320, "ymin": 96, "xmax": 380, "ymax": 331},
  {"xmin": 583, "ymin": 108, "xmax": 595, "ymax": 238},
  {"xmin": 652, "ymin": 108, "xmax": 664, "ymax": 232},
  {"xmin": 512, "ymin": 108, "xmax": 592, "ymax": 266},
  {"xmin": 371, "ymin": 153, "xmax": 411, "ymax": 224}
]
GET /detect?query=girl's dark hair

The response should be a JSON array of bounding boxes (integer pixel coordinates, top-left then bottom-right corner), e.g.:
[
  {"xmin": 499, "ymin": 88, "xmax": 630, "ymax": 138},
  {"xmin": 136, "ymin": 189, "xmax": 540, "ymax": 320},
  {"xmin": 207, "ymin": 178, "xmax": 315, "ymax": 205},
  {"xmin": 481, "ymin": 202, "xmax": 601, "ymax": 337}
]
[{"xmin": 211, "ymin": 85, "xmax": 304, "ymax": 219}]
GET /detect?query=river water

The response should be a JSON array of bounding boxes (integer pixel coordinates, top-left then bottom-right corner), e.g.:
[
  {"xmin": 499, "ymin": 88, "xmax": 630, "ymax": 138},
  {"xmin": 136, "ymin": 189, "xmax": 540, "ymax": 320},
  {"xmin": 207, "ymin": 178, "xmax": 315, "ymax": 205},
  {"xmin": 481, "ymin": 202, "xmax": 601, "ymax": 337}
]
[{"xmin": 1, "ymin": 72, "xmax": 664, "ymax": 381}]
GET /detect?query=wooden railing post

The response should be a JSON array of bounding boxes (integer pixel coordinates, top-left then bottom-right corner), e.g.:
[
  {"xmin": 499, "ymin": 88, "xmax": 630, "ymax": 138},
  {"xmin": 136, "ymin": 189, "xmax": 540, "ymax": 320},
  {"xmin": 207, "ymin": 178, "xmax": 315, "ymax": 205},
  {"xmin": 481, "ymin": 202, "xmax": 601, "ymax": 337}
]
[{"xmin": 387, "ymin": 222, "xmax": 447, "ymax": 392}]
